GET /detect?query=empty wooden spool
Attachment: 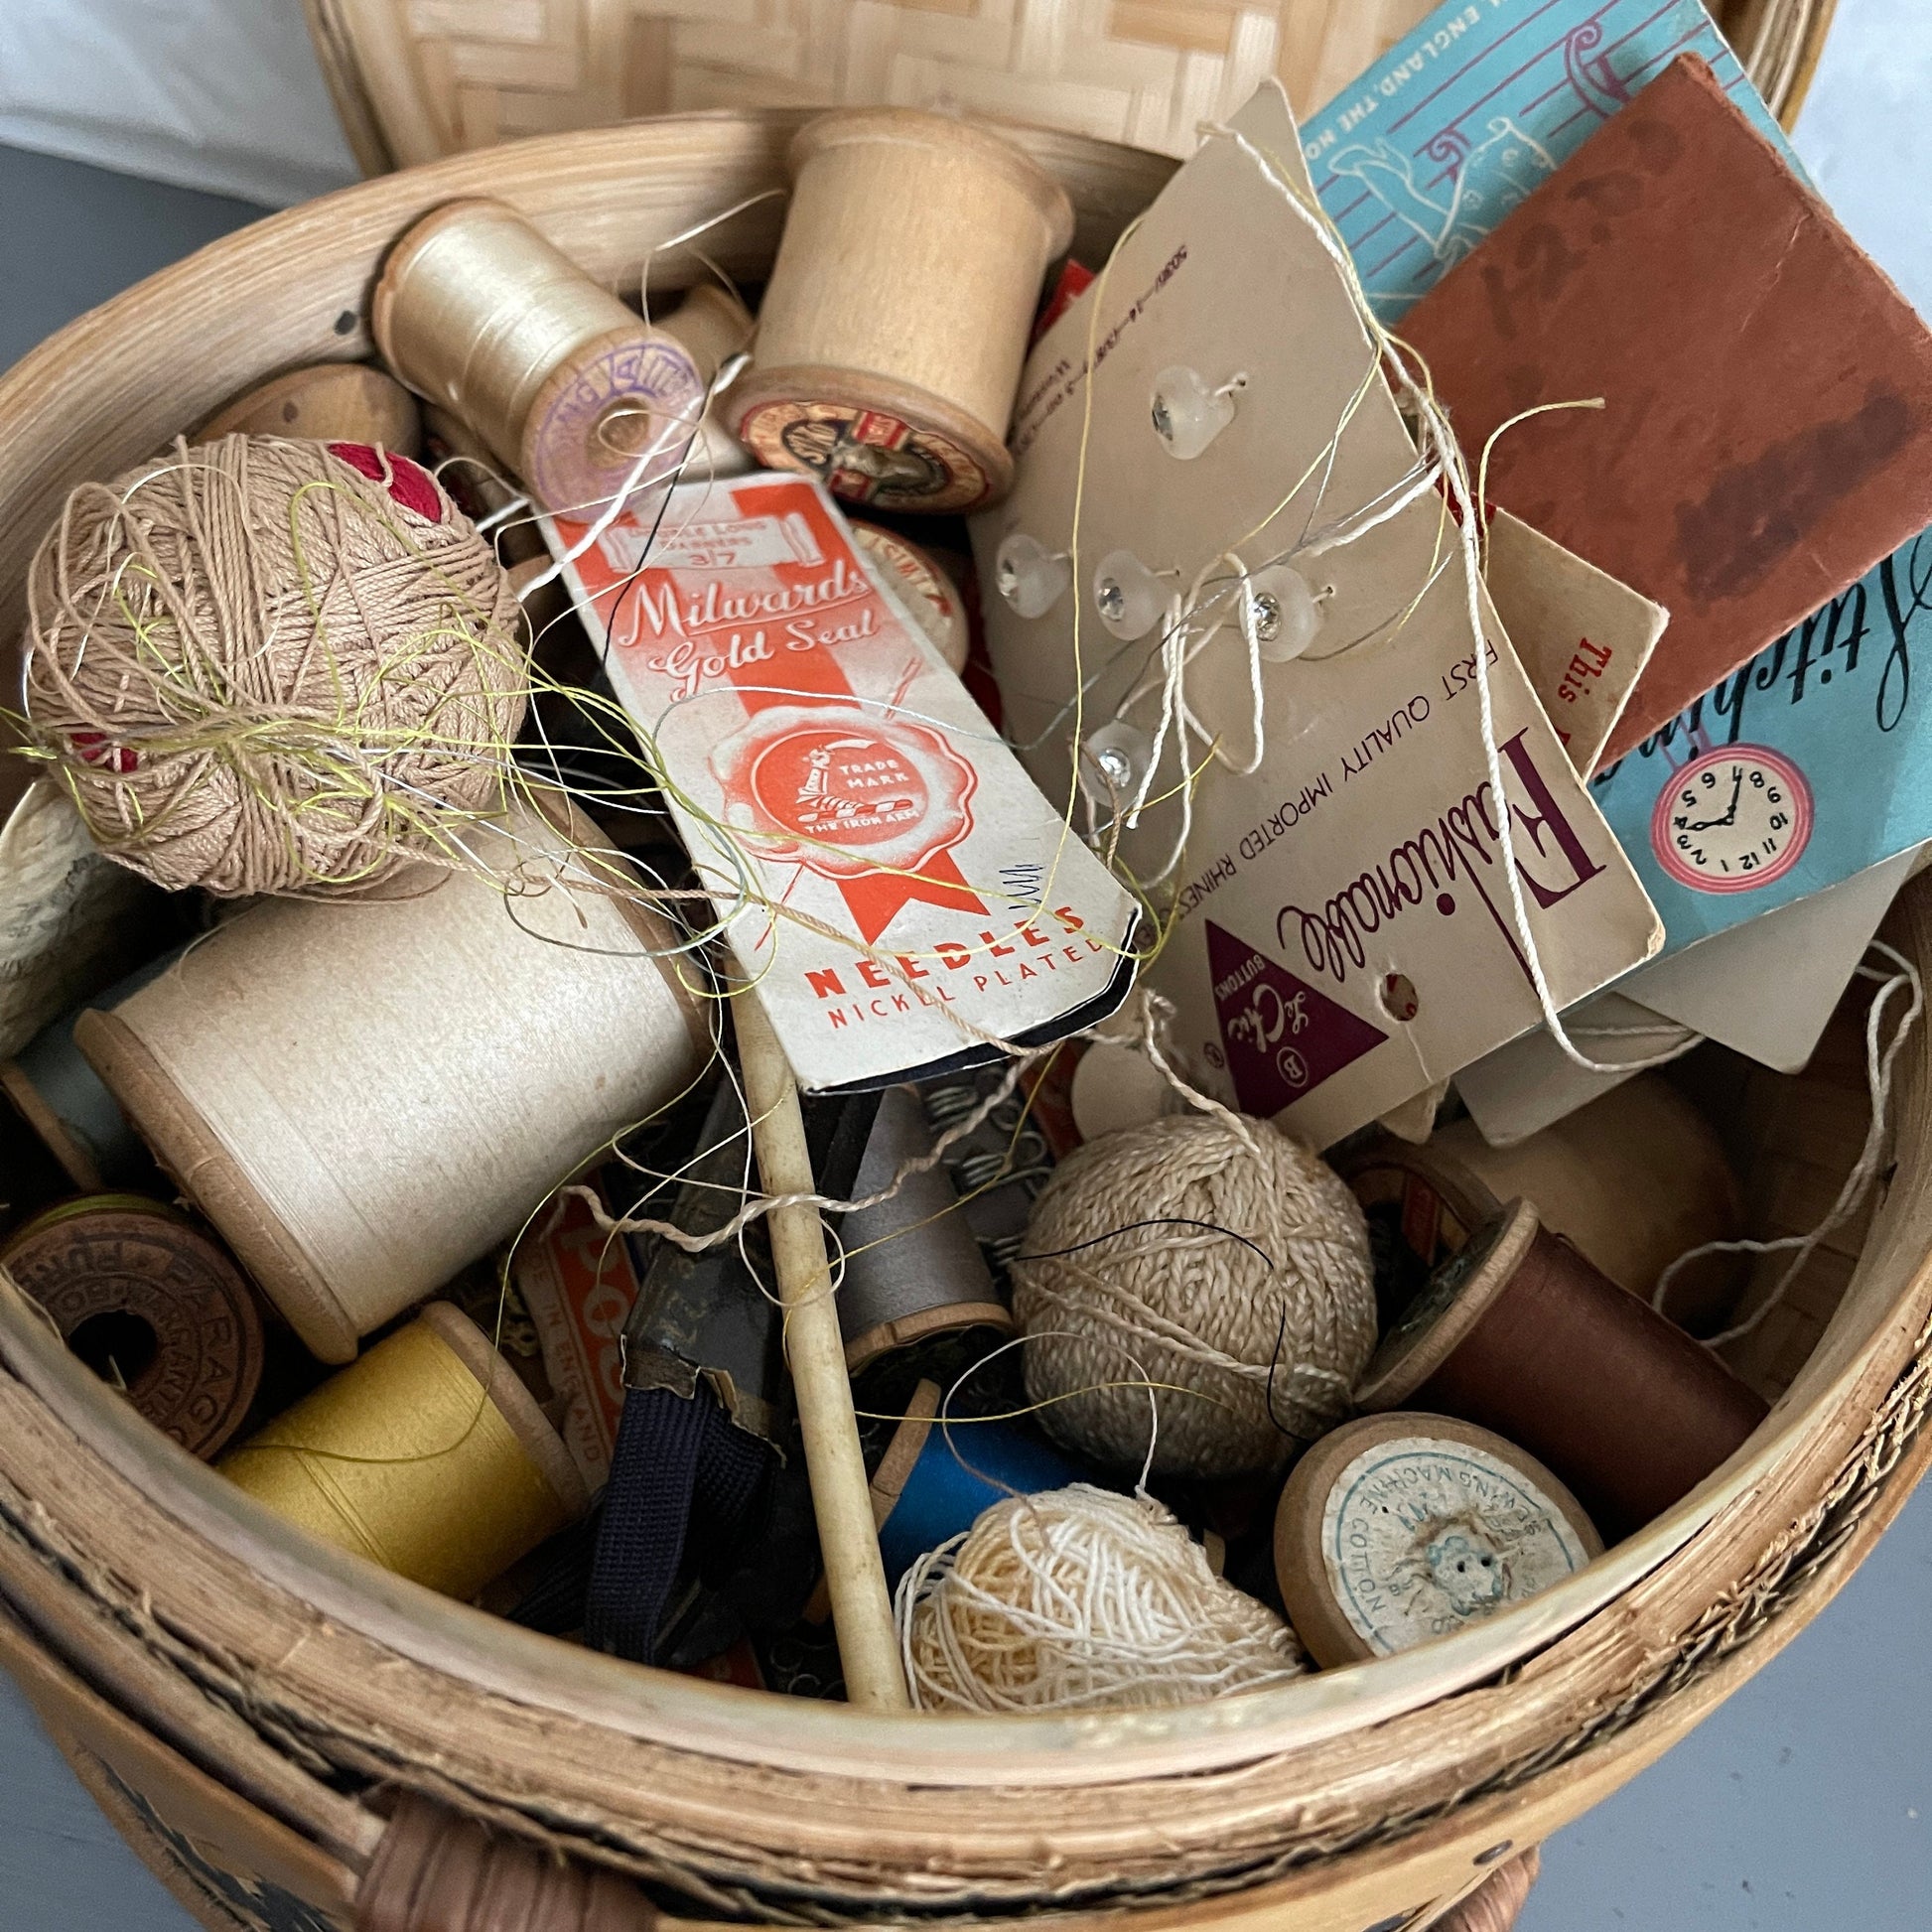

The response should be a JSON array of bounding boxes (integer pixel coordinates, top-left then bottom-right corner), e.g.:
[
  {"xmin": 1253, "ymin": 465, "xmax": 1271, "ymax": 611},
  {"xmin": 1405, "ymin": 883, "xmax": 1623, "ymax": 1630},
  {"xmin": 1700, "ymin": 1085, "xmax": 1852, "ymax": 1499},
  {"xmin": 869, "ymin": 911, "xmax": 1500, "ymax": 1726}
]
[{"xmin": 730, "ymin": 110, "xmax": 1074, "ymax": 513}]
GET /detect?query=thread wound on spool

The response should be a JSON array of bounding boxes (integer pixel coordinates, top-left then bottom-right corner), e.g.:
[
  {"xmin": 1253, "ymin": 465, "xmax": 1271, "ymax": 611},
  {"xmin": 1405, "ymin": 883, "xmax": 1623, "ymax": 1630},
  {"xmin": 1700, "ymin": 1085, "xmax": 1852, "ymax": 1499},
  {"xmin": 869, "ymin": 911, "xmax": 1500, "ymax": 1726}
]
[
  {"xmin": 898, "ymin": 1482, "xmax": 1307, "ymax": 1711},
  {"xmin": 1013, "ymin": 1112, "xmax": 1376, "ymax": 1477},
  {"xmin": 21, "ymin": 435, "xmax": 526, "ymax": 897},
  {"xmin": 74, "ymin": 792, "xmax": 708, "ymax": 1363},
  {"xmin": 1358, "ymin": 1198, "xmax": 1769, "ymax": 1537},
  {"xmin": 219, "ymin": 1303, "xmax": 585, "ymax": 1600},
  {"xmin": 373, "ymin": 198, "xmax": 708, "ymax": 516},
  {"xmin": 730, "ymin": 109, "xmax": 1075, "ymax": 512}
]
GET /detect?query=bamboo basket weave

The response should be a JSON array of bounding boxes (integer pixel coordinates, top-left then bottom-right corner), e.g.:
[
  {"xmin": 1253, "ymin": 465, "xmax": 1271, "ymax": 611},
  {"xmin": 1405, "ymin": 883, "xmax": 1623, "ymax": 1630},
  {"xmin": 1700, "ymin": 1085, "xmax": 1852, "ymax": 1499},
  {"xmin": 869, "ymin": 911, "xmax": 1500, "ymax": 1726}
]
[
  {"xmin": 0, "ymin": 100, "xmax": 1926, "ymax": 1932},
  {"xmin": 301, "ymin": 0, "xmax": 1836, "ymax": 174}
]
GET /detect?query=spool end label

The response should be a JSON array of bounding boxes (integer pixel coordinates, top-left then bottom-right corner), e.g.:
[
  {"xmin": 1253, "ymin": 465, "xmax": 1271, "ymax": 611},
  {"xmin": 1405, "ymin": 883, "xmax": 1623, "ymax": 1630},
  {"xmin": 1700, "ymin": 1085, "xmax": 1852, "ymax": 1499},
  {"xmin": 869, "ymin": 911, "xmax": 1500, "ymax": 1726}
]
[
  {"xmin": 737, "ymin": 400, "xmax": 994, "ymax": 512},
  {"xmin": 1318, "ymin": 1434, "xmax": 1590, "ymax": 1655}
]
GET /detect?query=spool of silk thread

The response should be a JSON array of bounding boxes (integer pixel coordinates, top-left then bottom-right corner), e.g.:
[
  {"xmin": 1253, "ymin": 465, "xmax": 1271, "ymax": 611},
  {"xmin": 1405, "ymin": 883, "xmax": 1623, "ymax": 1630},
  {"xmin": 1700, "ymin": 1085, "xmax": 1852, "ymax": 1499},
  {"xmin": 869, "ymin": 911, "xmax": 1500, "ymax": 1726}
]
[
  {"xmin": 219, "ymin": 1303, "xmax": 586, "ymax": 1598},
  {"xmin": 850, "ymin": 523, "xmax": 971, "ymax": 674},
  {"xmin": 872, "ymin": 1379, "xmax": 1081, "ymax": 1587},
  {"xmin": 0, "ymin": 948, "xmax": 185, "ymax": 1190},
  {"xmin": 729, "ymin": 109, "xmax": 1074, "ymax": 513},
  {"xmin": 1355, "ymin": 1198, "xmax": 1769, "ymax": 1540},
  {"xmin": 194, "ymin": 363, "xmax": 423, "ymax": 454},
  {"xmin": 838, "ymin": 1085, "xmax": 1014, "ymax": 1372},
  {"xmin": 373, "ymin": 200, "xmax": 744, "ymax": 516},
  {"xmin": 74, "ymin": 793, "xmax": 708, "ymax": 1363},
  {"xmin": 1, "ymin": 1195, "xmax": 263, "ymax": 1459}
]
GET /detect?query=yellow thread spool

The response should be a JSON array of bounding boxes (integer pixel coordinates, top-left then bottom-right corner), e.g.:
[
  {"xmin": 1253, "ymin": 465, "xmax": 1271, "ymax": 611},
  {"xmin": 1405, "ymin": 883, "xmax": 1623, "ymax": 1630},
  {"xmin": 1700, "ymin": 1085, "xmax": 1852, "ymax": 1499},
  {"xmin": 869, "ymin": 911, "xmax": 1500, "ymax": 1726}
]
[
  {"xmin": 219, "ymin": 1304, "xmax": 586, "ymax": 1599},
  {"xmin": 372, "ymin": 198, "xmax": 733, "ymax": 516},
  {"xmin": 730, "ymin": 110, "xmax": 1074, "ymax": 513}
]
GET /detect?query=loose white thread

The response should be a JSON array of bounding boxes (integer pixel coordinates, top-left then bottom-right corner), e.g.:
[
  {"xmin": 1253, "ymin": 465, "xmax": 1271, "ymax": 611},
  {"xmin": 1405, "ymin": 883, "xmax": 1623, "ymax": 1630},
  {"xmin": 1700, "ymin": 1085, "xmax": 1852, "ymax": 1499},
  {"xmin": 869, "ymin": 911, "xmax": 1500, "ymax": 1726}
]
[{"xmin": 1654, "ymin": 942, "xmax": 1923, "ymax": 1349}]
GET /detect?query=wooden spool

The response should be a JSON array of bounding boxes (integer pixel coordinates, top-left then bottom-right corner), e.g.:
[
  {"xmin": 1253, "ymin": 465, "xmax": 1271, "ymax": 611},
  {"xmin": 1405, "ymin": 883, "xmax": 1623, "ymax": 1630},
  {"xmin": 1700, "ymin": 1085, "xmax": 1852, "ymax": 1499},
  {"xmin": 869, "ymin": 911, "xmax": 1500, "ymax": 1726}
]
[
  {"xmin": 1275, "ymin": 1413, "xmax": 1601, "ymax": 1669},
  {"xmin": 0, "ymin": 1196, "xmax": 263, "ymax": 1461},
  {"xmin": 729, "ymin": 110, "xmax": 1074, "ymax": 513},
  {"xmin": 850, "ymin": 523, "xmax": 971, "ymax": 675},
  {"xmin": 219, "ymin": 1302, "xmax": 585, "ymax": 1600},
  {"xmin": 372, "ymin": 198, "xmax": 733, "ymax": 516},
  {"xmin": 0, "ymin": 108, "xmax": 1920, "ymax": 1932},
  {"xmin": 72, "ymin": 795, "xmax": 707, "ymax": 1363},
  {"xmin": 1356, "ymin": 1199, "xmax": 1769, "ymax": 1540},
  {"xmin": 1433, "ymin": 1075, "xmax": 1744, "ymax": 1318},
  {"xmin": 192, "ymin": 361, "xmax": 422, "ymax": 453}
]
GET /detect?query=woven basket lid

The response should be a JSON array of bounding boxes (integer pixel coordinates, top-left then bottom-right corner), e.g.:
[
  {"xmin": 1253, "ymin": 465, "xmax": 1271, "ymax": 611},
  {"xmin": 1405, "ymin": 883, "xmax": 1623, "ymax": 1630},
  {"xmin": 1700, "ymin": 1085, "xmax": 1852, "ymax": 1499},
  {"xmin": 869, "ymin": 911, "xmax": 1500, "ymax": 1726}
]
[{"xmin": 302, "ymin": 0, "xmax": 1831, "ymax": 175}]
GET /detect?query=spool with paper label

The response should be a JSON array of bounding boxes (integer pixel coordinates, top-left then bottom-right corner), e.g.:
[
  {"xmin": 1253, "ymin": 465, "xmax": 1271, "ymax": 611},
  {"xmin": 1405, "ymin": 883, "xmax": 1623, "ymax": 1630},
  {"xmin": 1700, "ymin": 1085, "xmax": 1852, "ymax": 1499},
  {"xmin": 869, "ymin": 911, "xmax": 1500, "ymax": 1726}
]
[
  {"xmin": 75, "ymin": 793, "xmax": 708, "ymax": 1363},
  {"xmin": 730, "ymin": 110, "xmax": 1074, "ymax": 513},
  {"xmin": 219, "ymin": 1303, "xmax": 586, "ymax": 1599},
  {"xmin": 0, "ymin": 1196, "xmax": 263, "ymax": 1460},
  {"xmin": 373, "ymin": 200, "xmax": 741, "ymax": 516},
  {"xmin": 194, "ymin": 363, "xmax": 423, "ymax": 453},
  {"xmin": 1355, "ymin": 1198, "xmax": 1768, "ymax": 1539},
  {"xmin": 1274, "ymin": 1413, "xmax": 1601, "ymax": 1668}
]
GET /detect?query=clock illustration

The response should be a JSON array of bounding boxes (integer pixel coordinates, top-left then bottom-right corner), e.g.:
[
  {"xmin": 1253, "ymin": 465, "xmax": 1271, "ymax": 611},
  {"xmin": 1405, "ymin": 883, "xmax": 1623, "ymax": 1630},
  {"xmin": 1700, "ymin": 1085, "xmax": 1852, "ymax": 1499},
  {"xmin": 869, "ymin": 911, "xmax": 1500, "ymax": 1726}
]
[{"xmin": 1650, "ymin": 744, "xmax": 1813, "ymax": 894}]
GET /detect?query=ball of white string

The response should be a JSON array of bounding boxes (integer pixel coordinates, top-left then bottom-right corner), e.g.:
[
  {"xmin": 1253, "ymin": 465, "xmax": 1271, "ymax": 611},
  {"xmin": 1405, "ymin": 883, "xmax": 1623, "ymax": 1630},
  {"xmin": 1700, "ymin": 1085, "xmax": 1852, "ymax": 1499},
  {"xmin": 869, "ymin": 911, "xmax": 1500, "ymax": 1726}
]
[
  {"xmin": 897, "ymin": 1483, "xmax": 1307, "ymax": 1712},
  {"xmin": 1012, "ymin": 1108, "xmax": 1376, "ymax": 1477}
]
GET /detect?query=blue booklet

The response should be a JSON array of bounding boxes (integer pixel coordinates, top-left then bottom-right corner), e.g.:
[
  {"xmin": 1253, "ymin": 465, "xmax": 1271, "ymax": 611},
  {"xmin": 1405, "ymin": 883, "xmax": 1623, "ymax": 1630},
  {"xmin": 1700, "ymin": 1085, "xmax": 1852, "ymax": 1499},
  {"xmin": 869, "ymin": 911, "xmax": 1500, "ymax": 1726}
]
[
  {"xmin": 1586, "ymin": 531, "xmax": 1932, "ymax": 958},
  {"xmin": 1303, "ymin": 0, "xmax": 1794, "ymax": 322}
]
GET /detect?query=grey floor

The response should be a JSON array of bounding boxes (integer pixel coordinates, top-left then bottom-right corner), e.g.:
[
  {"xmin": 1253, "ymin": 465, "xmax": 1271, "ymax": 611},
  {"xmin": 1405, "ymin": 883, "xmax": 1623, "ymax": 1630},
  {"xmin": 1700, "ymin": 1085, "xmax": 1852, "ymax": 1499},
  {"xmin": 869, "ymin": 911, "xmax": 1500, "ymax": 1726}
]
[{"xmin": 4, "ymin": 4, "xmax": 1932, "ymax": 1920}]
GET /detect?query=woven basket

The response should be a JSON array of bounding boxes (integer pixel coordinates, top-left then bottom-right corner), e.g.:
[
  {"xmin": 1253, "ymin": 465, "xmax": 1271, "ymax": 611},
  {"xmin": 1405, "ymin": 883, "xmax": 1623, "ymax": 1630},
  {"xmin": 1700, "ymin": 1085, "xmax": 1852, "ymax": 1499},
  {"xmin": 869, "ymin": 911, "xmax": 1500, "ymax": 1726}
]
[
  {"xmin": 0, "ymin": 104, "xmax": 1924, "ymax": 1932},
  {"xmin": 301, "ymin": 0, "xmax": 1837, "ymax": 174}
]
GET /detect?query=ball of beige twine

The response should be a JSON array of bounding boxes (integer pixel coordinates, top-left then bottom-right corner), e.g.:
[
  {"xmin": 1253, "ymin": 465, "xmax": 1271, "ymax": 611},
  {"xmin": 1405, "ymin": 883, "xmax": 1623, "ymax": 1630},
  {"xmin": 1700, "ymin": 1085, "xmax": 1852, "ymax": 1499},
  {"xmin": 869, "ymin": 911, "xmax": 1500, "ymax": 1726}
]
[
  {"xmin": 22, "ymin": 435, "xmax": 527, "ymax": 897},
  {"xmin": 1013, "ymin": 1109, "xmax": 1375, "ymax": 1478},
  {"xmin": 897, "ymin": 1483, "xmax": 1307, "ymax": 1712}
]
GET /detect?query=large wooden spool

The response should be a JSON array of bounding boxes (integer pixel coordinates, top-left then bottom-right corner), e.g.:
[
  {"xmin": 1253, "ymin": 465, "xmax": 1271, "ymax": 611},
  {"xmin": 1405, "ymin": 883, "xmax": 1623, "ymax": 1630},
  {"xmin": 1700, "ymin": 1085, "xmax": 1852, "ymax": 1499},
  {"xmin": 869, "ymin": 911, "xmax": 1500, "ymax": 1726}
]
[{"xmin": 0, "ymin": 79, "xmax": 1920, "ymax": 1932}]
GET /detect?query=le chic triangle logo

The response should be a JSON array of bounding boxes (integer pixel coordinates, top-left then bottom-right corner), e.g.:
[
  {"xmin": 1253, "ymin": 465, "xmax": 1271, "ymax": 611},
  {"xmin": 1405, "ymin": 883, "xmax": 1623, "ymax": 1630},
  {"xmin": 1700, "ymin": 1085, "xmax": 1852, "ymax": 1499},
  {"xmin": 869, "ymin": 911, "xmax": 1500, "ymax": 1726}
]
[{"xmin": 1205, "ymin": 920, "xmax": 1388, "ymax": 1115}]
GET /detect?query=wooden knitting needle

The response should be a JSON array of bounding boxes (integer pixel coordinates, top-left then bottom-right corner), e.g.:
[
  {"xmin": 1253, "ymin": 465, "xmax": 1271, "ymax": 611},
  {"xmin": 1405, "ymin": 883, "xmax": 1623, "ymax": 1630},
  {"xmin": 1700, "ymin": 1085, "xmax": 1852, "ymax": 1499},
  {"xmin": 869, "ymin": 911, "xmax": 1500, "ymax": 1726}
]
[{"xmin": 734, "ymin": 986, "xmax": 910, "ymax": 1710}]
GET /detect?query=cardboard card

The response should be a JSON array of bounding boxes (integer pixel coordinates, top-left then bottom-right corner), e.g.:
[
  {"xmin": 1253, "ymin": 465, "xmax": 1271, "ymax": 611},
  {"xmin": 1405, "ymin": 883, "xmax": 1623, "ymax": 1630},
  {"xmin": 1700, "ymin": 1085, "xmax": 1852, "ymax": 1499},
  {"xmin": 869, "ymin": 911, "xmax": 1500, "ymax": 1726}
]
[
  {"xmin": 972, "ymin": 81, "xmax": 1661, "ymax": 1150},
  {"xmin": 1588, "ymin": 526, "xmax": 1932, "ymax": 960},
  {"xmin": 1621, "ymin": 845, "xmax": 1921, "ymax": 1074},
  {"xmin": 544, "ymin": 472, "xmax": 1138, "ymax": 1091},
  {"xmin": 1400, "ymin": 55, "xmax": 1932, "ymax": 765},
  {"xmin": 1455, "ymin": 989, "xmax": 1692, "ymax": 1145},
  {"xmin": 1301, "ymin": 0, "xmax": 1793, "ymax": 323},
  {"xmin": 1484, "ymin": 509, "xmax": 1667, "ymax": 777}
]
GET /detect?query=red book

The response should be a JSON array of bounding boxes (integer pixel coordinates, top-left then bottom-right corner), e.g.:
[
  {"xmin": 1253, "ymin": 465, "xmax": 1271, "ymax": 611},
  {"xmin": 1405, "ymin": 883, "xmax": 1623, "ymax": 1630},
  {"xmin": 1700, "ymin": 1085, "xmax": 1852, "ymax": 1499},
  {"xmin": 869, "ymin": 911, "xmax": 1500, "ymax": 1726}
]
[{"xmin": 1401, "ymin": 55, "xmax": 1932, "ymax": 763}]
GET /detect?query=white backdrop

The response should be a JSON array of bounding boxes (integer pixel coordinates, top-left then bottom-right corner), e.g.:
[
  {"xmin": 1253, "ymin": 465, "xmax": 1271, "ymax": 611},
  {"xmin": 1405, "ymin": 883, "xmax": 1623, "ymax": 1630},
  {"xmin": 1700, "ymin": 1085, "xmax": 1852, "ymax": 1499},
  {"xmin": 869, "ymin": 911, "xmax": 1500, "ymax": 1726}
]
[
  {"xmin": 0, "ymin": 0, "xmax": 1927, "ymax": 310},
  {"xmin": 0, "ymin": 0, "xmax": 357, "ymax": 207}
]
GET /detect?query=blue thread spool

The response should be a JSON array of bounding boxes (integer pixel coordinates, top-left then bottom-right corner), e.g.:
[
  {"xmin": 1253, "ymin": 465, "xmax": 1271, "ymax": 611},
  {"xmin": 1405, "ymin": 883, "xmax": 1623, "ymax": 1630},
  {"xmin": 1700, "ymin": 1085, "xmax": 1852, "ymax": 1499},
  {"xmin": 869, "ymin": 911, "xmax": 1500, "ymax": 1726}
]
[{"xmin": 874, "ymin": 1378, "xmax": 1084, "ymax": 1587}]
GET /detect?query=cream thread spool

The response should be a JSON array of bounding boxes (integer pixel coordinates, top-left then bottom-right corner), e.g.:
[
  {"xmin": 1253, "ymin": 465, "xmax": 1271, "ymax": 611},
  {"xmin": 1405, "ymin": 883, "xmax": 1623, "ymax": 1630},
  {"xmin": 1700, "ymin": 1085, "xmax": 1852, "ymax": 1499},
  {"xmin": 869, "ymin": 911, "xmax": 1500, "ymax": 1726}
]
[
  {"xmin": 372, "ymin": 199, "xmax": 735, "ymax": 516},
  {"xmin": 658, "ymin": 283, "xmax": 758, "ymax": 481},
  {"xmin": 193, "ymin": 363, "xmax": 423, "ymax": 454},
  {"xmin": 219, "ymin": 1303, "xmax": 586, "ymax": 1599},
  {"xmin": 74, "ymin": 794, "xmax": 708, "ymax": 1362},
  {"xmin": 730, "ymin": 110, "xmax": 1075, "ymax": 513},
  {"xmin": 1432, "ymin": 1072, "xmax": 1742, "ymax": 1312}
]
